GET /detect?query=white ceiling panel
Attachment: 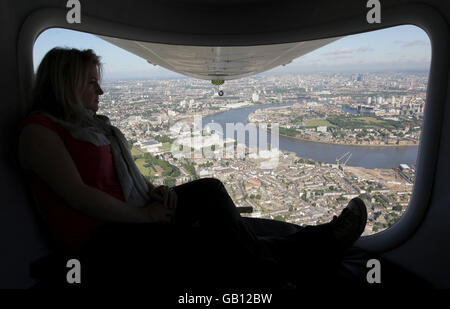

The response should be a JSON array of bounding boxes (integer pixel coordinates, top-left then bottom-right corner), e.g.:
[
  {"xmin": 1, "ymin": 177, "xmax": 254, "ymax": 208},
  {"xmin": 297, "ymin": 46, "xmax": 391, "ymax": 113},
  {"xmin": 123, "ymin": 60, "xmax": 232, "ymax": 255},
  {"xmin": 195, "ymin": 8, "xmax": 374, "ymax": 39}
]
[{"xmin": 97, "ymin": 35, "xmax": 343, "ymax": 80}]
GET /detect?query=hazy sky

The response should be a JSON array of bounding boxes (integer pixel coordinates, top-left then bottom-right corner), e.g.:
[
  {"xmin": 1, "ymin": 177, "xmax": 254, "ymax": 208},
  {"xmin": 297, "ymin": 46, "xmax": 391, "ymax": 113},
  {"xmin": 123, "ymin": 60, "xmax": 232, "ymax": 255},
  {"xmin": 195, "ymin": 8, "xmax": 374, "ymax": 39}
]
[{"xmin": 33, "ymin": 24, "xmax": 431, "ymax": 80}]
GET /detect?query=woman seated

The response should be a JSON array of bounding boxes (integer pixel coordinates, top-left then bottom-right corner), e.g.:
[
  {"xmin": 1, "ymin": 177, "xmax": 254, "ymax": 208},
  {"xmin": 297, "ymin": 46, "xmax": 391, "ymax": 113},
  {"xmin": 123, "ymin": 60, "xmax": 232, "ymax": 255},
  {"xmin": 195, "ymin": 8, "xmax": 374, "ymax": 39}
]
[{"xmin": 17, "ymin": 47, "xmax": 367, "ymax": 289}]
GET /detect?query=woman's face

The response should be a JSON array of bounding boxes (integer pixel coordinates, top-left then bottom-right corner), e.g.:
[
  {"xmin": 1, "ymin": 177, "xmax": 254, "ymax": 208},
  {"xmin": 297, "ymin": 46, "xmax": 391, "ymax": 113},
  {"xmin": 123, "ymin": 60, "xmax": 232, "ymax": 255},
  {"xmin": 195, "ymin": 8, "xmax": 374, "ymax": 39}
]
[{"xmin": 79, "ymin": 63, "xmax": 103, "ymax": 112}]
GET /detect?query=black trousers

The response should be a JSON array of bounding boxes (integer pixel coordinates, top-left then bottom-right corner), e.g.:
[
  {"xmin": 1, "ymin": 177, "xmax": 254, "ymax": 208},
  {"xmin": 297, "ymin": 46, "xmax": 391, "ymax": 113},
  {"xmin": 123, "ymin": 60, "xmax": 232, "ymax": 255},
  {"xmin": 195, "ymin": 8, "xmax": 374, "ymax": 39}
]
[{"xmin": 80, "ymin": 178, "xmax": 342, "ymax": 289}]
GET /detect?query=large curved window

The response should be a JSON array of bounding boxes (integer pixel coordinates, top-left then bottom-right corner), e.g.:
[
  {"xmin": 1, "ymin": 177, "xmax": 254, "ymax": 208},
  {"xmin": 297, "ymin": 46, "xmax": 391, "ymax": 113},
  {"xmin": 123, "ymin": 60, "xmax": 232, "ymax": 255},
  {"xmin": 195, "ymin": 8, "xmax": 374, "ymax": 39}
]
[{"xmin": 34, "ymin": 25, "xmax": 430, "ymax": 236}]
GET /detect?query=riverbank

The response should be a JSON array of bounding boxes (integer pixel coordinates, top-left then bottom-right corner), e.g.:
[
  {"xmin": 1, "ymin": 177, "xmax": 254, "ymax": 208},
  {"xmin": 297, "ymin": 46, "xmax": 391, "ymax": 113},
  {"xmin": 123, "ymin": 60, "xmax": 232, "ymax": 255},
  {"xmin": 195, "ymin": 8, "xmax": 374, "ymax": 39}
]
[
  {"xmin": 278, "ymin": 132, "xmax": 419, "ymax": 148},
  {"xmin": 201, "ymin": 101, "xmax": 301, "ymax": 121},
  {"xmin": 201, "ymin": 102, "xmax": 419, "ymax": 168},
  {"xmin": 262, "ymin": 124, "xmax": 419, "ymax": 148}
]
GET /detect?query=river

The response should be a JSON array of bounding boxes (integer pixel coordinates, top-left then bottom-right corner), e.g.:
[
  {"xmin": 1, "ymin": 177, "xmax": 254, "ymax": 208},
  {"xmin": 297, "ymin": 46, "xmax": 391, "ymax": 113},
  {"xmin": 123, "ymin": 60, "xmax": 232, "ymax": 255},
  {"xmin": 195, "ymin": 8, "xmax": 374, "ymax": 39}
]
[{"xmin": 202, "ymin": 102, "xmax": 419, "ymax": 169}]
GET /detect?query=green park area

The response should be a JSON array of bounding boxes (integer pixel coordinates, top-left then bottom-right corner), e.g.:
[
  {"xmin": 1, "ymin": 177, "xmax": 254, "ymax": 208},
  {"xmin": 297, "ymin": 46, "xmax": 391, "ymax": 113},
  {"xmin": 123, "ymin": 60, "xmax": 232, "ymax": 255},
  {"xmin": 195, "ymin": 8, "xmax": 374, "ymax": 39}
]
[
  {"xmin": 303, "ymin": 119, "xmax": 335, "ymax": 128},
  {"xmin": 131, "ymin": 145, "xmax": 180, "ymax": 184},
  {"xmin": 160, "ymin": 142, "xmax": 172, "ymax": 151},
  {"xmin": 326, "ymin": 115, "xmax": 403, "ymax": 130}
]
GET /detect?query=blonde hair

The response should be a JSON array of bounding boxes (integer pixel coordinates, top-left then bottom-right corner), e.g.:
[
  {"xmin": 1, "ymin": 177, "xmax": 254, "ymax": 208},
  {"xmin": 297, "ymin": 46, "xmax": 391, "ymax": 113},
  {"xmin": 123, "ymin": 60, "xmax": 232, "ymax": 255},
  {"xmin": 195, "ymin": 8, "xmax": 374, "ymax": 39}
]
[{"xmin": 31, "ymin": 47, "xmax": 102, "ymax": 123}]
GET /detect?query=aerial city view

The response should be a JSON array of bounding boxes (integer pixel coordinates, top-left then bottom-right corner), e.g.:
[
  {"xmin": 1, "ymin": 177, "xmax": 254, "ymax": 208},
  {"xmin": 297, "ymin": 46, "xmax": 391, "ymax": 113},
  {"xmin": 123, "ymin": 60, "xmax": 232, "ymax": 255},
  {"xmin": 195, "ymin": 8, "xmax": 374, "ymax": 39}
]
[
  {"xmin": 97, "ymin": 71, "xmax": 426, "ymax": 235},
  {"xmin": 33, "ymin": 24, "xmax": 430, "ymax": 236}
]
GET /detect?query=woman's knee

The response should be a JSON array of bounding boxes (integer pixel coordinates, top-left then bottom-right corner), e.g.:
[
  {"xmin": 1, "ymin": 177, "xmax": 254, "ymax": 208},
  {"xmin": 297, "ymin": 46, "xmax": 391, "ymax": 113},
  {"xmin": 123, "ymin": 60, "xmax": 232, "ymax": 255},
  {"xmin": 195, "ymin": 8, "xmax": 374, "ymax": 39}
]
[
  {"xmin": 172, "ymin": 177, "xmax": 226, "ymax": 204},
  {"xmin": 202, "ymin": 177, "xmax": 223, "ymax": 187},
  {"xmin": 190, "ymin": 177, "xmax": 224, "ymax": 191}
]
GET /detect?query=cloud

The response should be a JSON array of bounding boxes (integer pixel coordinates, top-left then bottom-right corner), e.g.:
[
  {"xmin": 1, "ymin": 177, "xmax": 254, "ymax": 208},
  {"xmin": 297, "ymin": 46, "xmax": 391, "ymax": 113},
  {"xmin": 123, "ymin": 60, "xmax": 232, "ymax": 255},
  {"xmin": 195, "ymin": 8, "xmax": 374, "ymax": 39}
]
[
  {"xmin": 321, "ymin": 46, "xmax": 372, "ymax": 56},
  {"xmin": 393, "ymin": 40, "xmax": 428, "ymax": 47},
  {"xmin": 356, "ymin": 46, "xmax": 372, "ymax": 52},
  {"xmin": 328, "ymin": 55, "xmax": 354, "ymax": 61},
  {"xmin": 321, "ymin": 48, "xmax": 353, "ymax": 56}
]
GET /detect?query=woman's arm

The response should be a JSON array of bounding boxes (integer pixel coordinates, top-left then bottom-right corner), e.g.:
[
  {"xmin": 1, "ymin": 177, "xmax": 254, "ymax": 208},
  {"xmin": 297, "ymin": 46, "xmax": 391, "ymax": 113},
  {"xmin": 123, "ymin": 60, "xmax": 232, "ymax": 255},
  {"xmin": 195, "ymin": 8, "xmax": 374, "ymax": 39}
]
[
  {"xmin": 18, "ymin": 124, "xmax": 171, "ymax": 223},
  {"xmin": 144, "ymin": 177, "xmax": 156, "ymax": 192}
]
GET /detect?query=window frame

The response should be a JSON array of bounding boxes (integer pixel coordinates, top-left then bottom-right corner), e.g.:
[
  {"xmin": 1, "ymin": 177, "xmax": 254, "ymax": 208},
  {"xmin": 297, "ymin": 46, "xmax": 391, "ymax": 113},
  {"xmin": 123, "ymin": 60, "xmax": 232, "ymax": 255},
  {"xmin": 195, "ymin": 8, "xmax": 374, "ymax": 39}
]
[{"xmin": 17, "ymin": 4, "xmax": 449, "ymax": 253}]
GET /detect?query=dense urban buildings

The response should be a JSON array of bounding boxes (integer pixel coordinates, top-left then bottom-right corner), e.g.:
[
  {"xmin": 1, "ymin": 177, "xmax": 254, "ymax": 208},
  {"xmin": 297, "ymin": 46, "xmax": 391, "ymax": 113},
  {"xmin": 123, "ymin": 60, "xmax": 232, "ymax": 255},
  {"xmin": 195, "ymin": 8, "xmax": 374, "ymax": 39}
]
[{"xmin": 97, "ymin": 72, "xmax": 426, "ymax": 235}]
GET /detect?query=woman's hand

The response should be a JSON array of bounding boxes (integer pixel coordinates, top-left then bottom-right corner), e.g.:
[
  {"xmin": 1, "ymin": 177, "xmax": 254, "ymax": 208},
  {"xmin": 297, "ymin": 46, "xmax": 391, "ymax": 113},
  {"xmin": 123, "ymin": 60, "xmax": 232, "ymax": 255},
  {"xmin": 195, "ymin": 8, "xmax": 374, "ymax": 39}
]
[
  {"xmin": 149, "ymin": 185, "xmax": 177, "ymax": 210},
  {"xmin": 142, "ymin": 200, "xmax": 176, "ymax": 223}
]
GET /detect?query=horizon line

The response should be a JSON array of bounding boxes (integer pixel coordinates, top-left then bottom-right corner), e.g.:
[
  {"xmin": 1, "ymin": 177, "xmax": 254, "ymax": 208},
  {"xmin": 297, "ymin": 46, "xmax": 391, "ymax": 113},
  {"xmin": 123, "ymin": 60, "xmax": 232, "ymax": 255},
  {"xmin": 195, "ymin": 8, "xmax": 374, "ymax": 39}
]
[{"xmin": 101, "ymin": 69, "xmax": 429, "ymax": 81}]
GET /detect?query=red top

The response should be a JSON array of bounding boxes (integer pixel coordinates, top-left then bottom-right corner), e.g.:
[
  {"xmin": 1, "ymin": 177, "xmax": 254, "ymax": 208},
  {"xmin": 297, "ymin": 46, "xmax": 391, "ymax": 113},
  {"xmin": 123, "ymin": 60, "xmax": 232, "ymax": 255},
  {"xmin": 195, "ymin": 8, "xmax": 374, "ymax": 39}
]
[{"xmin": 18, "ymin": 114, "xmax": 125, "ymax": 253}]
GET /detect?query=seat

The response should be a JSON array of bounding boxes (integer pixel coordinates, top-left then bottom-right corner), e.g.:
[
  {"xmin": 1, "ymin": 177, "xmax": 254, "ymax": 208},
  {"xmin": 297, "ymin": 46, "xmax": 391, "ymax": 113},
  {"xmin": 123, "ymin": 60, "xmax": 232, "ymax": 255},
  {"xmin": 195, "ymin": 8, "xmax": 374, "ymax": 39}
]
[{"xmin": 30, "ymin": 215, "xmax": 432, "ymax": 289}]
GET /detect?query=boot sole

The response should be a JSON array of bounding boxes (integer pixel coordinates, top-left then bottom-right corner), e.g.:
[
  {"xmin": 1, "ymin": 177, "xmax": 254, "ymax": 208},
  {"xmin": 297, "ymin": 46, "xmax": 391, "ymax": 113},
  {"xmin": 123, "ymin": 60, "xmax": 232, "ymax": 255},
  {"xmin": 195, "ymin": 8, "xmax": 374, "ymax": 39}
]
[{"xmin": 350, "ymin": 197, "xmax": 367, "ymax": 238}]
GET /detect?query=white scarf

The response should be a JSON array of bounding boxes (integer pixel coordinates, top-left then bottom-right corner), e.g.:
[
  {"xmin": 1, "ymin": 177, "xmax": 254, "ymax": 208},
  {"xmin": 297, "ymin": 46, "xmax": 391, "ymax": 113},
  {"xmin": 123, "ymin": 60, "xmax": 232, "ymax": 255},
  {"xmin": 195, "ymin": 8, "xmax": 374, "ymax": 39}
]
[{"xmin": 35, "ymin": 108, "xmax": 151, "ymax": 208}]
